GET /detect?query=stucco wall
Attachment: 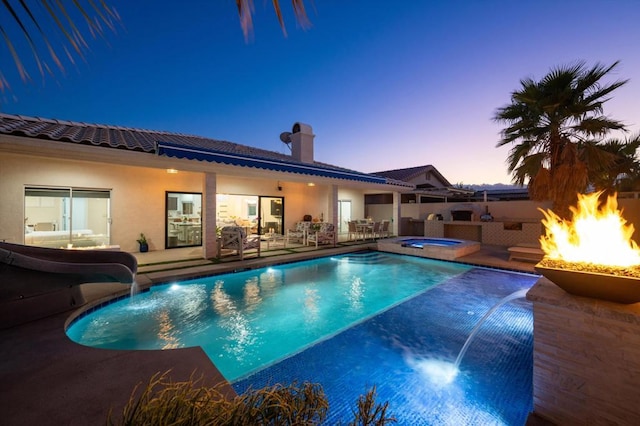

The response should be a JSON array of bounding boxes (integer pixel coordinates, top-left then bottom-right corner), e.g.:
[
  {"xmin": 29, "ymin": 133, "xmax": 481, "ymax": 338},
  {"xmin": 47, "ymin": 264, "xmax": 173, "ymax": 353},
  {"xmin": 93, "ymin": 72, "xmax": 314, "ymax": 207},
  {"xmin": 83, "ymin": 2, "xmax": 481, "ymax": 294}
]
[
  {"xmin": 0, "ymin": 152, "xmax": 367, "ymax": 252},
  {"xmin": 1, "ymin": 152, "xmax": 202, "ymax": 252},
  {"xmin": 368, "ymin": 197, "xmax": 640, "ymax": 241}
]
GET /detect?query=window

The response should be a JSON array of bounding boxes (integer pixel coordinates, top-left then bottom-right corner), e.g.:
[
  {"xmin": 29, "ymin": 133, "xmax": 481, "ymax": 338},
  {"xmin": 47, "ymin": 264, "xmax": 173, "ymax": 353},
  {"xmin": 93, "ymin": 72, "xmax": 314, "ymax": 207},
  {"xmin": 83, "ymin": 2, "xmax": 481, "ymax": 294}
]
[
  {"xmin": 166, "ymin": 192, "xmax": 202, "ymax": 248},
  {"xmin": 24, "ymin": 187, "xmax": 111, "ymax": 248}
]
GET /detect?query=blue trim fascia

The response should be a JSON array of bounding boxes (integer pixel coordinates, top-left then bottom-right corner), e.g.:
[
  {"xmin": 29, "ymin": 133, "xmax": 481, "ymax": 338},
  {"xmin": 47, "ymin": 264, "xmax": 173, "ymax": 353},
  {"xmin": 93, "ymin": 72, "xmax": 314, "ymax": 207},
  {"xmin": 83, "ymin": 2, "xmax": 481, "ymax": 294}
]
[{"xmin": 156, "ymin": 141, "xmax": 389, "ymax": 184}]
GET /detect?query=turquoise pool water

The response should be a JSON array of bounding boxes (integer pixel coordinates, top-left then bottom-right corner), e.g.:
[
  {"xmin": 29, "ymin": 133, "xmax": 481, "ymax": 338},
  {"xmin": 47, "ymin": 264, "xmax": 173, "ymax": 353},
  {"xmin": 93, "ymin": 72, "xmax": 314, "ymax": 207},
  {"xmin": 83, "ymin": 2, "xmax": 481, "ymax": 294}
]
[{"xmin": 66, "ymin": 252, "xmax": 471, "ymax": 381}]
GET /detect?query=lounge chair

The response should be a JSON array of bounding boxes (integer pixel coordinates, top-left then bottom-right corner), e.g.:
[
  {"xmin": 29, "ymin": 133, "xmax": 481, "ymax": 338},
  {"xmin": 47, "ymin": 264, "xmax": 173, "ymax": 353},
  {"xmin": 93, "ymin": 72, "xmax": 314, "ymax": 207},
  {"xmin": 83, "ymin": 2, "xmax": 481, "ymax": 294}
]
[
  {"xmin": 286, "ymin": 221, "xmax": 310, "ymax": 245},
  {"xmin": 307, "ymin": 223, "xmax": 336, "ymax": 248},
  {"xmin": 218, "ymin": 226, "xmax": 261, "ymax": 260}
]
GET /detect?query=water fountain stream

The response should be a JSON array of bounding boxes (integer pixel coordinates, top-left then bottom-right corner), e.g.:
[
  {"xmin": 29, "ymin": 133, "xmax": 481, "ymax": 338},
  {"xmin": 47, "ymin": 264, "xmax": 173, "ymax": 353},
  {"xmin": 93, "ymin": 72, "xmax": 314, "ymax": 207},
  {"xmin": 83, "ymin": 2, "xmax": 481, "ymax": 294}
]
[
  {"xmin": 454, "ymin": 287, "xmax": 529, "ymax": 371},
  {"xmin": 130, "ymin": 278, "xmax": 140, "ymax": 297}
]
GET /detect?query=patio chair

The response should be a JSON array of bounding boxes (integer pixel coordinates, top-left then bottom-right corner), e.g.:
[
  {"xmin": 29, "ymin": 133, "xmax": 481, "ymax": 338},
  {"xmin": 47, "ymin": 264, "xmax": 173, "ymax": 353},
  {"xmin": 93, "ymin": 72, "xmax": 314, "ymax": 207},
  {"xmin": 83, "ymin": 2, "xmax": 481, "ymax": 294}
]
[
  {"xmin": 286, "ymin": 221, "xmax": 310, "ymax": 245},
  {"xmin": 347, "ymin": 221, "xmax": 359, "ymax": 240},
  {"xmin": 355, "ymin": 219, "xmax": 374, "ymax": 239},
  {"xmin": 378, "ymin": 220, "xmax": 390, "ymax": 238},
  {"xmin": 307, "ymin": 222, "xmax": 336, "ymax": 248},
  {"xmin": 218, "ymin": 226, "xmax": 261, "ymax": 260},
  {"xmin": 372, "ymin": 221, "xmax": 382, "ymax": 238}
]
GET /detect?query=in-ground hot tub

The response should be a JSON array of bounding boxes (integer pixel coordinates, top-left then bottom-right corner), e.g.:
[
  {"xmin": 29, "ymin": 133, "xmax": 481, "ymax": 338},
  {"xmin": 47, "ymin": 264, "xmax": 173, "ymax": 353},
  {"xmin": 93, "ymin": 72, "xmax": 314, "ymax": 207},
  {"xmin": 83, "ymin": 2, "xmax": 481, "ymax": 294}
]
[{"xmin": 377, "ymin": 236, "xmax": 481, "ymax": 261}]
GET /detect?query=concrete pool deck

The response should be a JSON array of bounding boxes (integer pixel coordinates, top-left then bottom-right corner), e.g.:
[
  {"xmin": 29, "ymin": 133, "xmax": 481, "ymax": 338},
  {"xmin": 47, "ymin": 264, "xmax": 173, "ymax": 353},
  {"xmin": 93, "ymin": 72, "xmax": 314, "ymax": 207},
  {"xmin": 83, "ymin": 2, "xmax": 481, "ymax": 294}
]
[{"xmin": 0, "ymin": 241, "xmax": 543, "ymax": 425}]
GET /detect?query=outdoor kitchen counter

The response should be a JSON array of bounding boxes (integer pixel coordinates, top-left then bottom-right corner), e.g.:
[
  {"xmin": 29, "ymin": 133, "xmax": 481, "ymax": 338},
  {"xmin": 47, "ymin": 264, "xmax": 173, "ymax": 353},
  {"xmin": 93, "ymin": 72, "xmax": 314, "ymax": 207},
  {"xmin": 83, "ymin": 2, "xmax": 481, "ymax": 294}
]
[{"xmin": 424, "ymin": 220, "xmax": 543, "ymax": 246}]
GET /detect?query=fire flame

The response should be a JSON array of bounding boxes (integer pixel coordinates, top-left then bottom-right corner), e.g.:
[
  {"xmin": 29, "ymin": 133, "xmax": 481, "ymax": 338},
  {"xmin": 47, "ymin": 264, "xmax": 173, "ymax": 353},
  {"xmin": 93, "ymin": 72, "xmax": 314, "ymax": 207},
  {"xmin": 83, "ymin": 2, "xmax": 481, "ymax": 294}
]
[{"xmin": 539, "ymin": 192, "xmax": 640, "ymax": 268}]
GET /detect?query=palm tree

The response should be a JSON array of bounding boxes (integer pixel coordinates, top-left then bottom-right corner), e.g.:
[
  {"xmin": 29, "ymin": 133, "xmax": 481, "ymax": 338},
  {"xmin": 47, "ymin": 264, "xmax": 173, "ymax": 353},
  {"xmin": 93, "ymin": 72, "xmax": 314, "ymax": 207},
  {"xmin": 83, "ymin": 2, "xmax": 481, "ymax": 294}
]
[
  {"xmin": 494, "ymin": 61, "xmax": 636, "ymax": 217},
  {"xmin": 589, "ymin": 133, "xmax": 640, "ymax": 193},
  {"xmin": 1, "ymin": 1, "xmax": 309, "ymax": 91}
]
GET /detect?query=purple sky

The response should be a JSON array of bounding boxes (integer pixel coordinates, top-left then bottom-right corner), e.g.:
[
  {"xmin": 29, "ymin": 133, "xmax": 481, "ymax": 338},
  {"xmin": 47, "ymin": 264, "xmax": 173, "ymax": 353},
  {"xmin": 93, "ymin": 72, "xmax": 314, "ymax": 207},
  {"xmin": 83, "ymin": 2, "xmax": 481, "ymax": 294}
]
[{"xmin": 2, "ymin": 1, "xmax": 639, "ymax": 185}]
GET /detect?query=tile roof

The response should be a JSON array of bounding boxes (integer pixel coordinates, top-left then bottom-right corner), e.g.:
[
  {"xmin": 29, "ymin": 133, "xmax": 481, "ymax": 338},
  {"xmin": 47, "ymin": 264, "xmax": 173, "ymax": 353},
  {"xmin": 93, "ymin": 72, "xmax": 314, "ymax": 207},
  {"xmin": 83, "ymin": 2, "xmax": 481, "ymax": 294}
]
[
  {"xmin": 0, "ymin": 113, "xmax": 412, "ymax": 187},
  {"xmin": 0, "ymin": 113, "xmax": 283, "ymax": 158}
]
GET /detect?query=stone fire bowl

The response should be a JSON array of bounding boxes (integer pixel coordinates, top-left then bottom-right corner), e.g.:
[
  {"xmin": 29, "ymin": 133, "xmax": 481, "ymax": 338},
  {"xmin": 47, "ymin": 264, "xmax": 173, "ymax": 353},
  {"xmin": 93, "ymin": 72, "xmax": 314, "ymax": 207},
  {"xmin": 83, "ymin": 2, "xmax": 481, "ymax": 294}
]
[{"xmin": 535, "ymin": 264, "xmax": 640, "ymax": 304}]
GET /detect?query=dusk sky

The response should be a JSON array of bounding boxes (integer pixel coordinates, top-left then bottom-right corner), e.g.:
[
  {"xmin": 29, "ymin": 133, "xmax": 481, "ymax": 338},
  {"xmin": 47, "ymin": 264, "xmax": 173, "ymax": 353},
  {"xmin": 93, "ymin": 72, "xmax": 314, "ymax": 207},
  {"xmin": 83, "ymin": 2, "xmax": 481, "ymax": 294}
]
[{"xmin": 2, "ymin": 1, "xmax": 639, "ymax": 185}]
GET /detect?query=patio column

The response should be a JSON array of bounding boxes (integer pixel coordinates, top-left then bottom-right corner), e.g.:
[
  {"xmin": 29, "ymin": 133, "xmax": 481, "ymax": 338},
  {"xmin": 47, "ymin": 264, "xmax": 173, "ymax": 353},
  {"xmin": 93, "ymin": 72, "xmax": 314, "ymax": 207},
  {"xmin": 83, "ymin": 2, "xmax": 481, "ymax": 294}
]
[
  {"xmin": 392, "ymin": 191, "xmax": 401, "ymax": 236},
  {"xmin": 330, "ymin": 185, "xmax": 338, "ymax": 243},
  {"xmin": 202, "ymin": 172, "xmax": 218, "ymax": 259}
]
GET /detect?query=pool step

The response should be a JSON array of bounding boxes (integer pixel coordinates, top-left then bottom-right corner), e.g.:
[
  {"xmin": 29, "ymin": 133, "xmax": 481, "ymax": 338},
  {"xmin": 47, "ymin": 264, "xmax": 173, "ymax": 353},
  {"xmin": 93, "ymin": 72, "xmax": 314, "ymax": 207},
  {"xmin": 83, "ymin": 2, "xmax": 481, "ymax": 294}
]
[{"xmin": 335, "ymin": 252, "xmax": 394, "ymax": 264}]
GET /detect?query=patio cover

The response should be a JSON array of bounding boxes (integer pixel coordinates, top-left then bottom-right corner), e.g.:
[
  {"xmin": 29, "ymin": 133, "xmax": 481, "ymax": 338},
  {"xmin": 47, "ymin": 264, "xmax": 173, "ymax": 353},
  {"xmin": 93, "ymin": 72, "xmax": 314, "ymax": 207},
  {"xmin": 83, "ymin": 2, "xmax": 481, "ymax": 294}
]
[{"xmin": 157, "ymin": 141, "xmax": 389, "ymax": 184}]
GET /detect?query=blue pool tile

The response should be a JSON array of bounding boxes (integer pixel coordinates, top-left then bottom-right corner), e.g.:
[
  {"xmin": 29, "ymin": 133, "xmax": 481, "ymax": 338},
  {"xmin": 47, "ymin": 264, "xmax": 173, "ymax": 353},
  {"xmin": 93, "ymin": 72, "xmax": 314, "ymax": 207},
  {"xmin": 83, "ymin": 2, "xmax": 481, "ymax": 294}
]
[{"xmin": 233, "ymin": 267, "xmax": 538, "ymax": 425}]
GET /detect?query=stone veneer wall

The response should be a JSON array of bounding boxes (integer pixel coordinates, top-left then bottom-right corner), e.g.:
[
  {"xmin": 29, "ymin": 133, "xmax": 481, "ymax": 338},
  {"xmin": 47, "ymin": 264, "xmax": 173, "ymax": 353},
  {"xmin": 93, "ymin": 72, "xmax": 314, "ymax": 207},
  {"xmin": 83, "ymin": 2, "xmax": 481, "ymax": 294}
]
[
  {"xmin": 425, "ymin": 220, "xmax": 543, "ymax": 246},
  {"xmin": 527, "ymin": 278, "xmax": 640, "ymax": 425}
]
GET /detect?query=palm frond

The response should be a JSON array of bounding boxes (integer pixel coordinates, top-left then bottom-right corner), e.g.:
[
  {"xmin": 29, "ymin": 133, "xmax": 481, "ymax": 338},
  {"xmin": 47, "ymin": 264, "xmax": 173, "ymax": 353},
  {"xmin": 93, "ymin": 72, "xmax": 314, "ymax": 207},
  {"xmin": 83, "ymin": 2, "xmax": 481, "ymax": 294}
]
[
  {"xmin": 1, "ymin": 0, "xmax": 120, "ymax": 90},
  {"xmin": 237, "ymin": 0, "xmax": 311, "ymax": 41}
]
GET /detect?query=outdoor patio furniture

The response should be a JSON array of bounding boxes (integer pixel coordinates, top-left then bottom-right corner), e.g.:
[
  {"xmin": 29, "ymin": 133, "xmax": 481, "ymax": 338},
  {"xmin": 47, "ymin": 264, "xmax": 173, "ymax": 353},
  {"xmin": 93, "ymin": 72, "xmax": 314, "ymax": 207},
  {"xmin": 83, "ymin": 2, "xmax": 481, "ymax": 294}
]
[
  {"xmin": 373, "ymin": 221, "xmax": 384, "ymax": 238},
  {"xmin": 347, "ymin": 221, "xmax": 359, "ymax": 240},
  {"xmin": 286, "ymin": 221, "xmax": 310, "ymax": 245},
  {"xmin": 307, "ymin": 222, "xmax": 336, "ymax": 248},
  {"xmin": 377, "ymin": 220, "xmax": 390, "ymax": 238},
  {"xmin": 219, "ymin": 226, "xmax": 261, "ymax": 260}
]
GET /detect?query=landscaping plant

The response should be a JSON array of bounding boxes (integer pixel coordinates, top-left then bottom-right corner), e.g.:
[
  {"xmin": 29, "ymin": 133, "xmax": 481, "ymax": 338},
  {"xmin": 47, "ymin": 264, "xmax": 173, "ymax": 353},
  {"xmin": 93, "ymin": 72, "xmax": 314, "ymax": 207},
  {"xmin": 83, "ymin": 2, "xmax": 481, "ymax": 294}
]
[{"xmin": 108, "ymin": 370, "xmax": 396, "ymax": 425}]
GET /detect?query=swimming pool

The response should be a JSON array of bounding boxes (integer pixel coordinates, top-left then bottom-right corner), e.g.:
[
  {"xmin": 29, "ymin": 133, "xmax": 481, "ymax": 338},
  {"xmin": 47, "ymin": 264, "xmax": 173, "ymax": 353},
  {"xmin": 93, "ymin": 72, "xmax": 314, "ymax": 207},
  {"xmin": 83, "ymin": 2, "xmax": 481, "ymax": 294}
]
[
  {"xmin": 67, "ymin": 252, "xmax": 470, "ymax": 381},
  {"xmin": 66, "ymin": 251, "xmax": 538, "ymax": 424}
]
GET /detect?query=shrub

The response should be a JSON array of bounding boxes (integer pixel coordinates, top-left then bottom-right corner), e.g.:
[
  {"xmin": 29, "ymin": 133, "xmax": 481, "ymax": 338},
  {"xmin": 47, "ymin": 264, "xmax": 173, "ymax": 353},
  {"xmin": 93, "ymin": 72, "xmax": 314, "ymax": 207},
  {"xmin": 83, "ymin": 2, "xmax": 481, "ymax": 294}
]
[{"xmin": 108, "ymin": 370, "xmax": 396, "ymax": 425}]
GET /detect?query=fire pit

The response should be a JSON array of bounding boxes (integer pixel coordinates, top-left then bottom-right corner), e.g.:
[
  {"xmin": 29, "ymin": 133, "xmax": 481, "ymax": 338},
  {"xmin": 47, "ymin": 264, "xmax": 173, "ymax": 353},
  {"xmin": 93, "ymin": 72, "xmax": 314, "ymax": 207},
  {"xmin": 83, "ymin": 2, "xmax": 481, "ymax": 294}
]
[{"xmin": 534, "ymin": 192, "xmax": 640, "ymax": 304}]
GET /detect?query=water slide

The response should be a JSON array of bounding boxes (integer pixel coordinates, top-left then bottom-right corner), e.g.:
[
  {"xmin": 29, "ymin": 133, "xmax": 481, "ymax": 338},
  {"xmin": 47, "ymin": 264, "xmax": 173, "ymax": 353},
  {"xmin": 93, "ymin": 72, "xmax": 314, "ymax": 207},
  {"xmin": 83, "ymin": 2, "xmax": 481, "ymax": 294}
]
[{"xmin": 0, "ymin": 242, "xmax": 137, "ymax": 328}]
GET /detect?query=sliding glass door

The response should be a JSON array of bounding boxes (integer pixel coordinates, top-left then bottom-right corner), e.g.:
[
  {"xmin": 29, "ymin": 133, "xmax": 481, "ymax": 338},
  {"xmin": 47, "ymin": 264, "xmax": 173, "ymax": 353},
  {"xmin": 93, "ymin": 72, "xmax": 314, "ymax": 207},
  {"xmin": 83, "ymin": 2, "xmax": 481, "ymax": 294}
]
[
  {"xmin": 166, "ymin": 192, "xmax": 202, "ymax": 248},
  {"xmin": 215, "ymin": 194, "xmax": 284, "ymax": 236},
  {"xmin": 24, "ymin": 187, "xmax": 111, "ymax": 248},
  {"xmin": 338, "ymin": 199, "xmax": 352, "ymax": 234},
  {"xmin": 259, "ymin": 196, "xmax": 284, "ymax": 235}
]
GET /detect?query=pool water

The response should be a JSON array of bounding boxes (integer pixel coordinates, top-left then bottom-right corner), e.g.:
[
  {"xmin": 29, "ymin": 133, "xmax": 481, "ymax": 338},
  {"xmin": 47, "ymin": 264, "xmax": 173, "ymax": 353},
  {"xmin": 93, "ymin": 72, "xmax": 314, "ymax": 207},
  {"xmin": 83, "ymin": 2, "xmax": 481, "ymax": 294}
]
[
  {"xmin": 67, "ymin": 252, "xmax": 471, "ymax": 381},
  {"xmin": 234, "ymin": 267, "xmax": 537, "ymax": 425},
  {"xmin": 66, "ymin": 251, "xmax": 539, "ymax": 424}
]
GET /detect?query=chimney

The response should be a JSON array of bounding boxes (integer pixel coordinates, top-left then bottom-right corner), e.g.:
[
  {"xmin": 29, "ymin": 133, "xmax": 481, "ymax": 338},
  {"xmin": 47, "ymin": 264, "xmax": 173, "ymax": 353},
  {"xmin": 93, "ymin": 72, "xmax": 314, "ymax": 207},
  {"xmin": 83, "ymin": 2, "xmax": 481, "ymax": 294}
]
[{"xmin": 290, "ymin": 122, "xmax": 314, "ymax": 163}]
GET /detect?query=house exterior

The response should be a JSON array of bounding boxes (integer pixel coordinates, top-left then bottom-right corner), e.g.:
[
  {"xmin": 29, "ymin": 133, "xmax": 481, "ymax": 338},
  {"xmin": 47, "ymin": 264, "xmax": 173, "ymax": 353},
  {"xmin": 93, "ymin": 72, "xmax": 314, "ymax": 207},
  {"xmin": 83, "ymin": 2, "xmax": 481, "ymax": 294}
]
[
  {"xmin": 372, "ymin": 165, "xmax": 453, "ymax": 195},
  {"xmin": 367, "ymin": 165, "xmax": 640, "ymax": 242},
  {"xmin": 365, "ymin": 165, "xmax": 472, "ymax": 232},
  {"xmin": 0, "ymin": 114, "xmax": 412, "ymax": 258}
]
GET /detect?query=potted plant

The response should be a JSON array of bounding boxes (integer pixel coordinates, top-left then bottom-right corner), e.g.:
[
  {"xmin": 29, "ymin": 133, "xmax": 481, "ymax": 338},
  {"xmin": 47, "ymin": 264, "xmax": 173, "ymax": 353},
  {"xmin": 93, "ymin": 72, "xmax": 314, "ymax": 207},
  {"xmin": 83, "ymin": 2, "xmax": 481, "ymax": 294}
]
[{"xmin": 136, "ymin": 233, "xmax": 149, "ymax": 253}]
